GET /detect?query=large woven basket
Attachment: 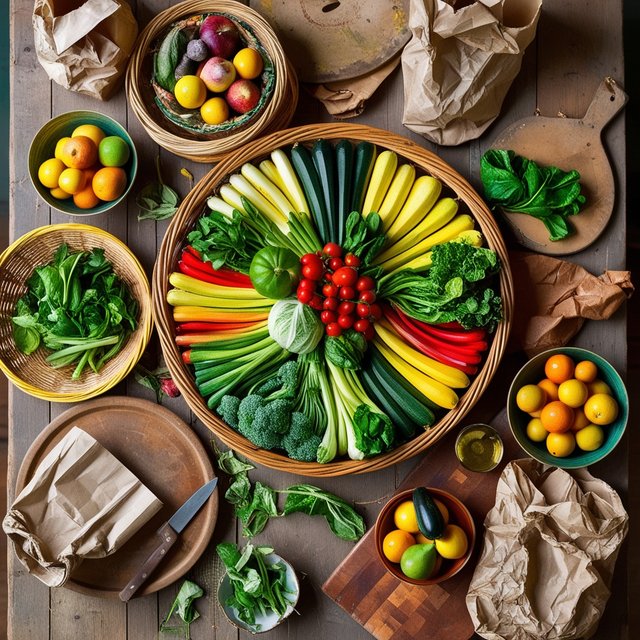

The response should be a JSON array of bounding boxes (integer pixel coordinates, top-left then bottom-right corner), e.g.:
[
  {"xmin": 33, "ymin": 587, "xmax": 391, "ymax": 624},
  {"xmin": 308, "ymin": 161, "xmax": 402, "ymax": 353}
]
[
  {"xmin": 153, "ymin": 124, "xmax": 515, "ymax": 476},
  {"xmin": 126, "ymin": 0, "xmax": 298, "ymax": 163},
  {"xmin": 0, "ymin": 224, "xmax": 153, "ymax": 402}
]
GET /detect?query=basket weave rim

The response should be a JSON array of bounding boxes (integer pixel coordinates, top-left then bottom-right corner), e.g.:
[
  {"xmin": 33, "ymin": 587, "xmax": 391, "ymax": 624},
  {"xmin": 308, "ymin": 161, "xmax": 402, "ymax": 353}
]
[
  {"xmin": 0, "ymin": 223, "xmax": 153, "ymax": 402},
  {"xmin": 153, "ymin": 123, "xmax": 515, "ymax": 476}
]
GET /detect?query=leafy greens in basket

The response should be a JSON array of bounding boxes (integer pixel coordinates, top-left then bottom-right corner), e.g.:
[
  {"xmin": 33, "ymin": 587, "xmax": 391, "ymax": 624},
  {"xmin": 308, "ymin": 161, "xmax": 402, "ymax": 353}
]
[
  {"xmin": 12, "ymin": 243, "xmax": 138, "ymax": 379},
  {"xmin": 480, "ymin": 149, "xmax": 586, "ymax": 241}
]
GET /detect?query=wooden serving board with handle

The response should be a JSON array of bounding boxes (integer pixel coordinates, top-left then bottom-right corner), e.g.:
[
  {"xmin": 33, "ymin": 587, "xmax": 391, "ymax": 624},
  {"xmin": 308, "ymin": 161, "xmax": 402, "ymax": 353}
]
[
  {"xmin": 490, "ymin": 76, "xmax": 627, "ymax": 256},
  {"xmin": 322, "ymin": 409, "xmax": 521, "ymax": 640}
]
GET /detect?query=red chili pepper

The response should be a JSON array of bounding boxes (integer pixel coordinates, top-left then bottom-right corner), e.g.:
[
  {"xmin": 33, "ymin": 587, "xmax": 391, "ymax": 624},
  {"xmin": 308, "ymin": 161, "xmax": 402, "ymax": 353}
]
[
  {"xmin": 384, "ymin": 308, "xmax": 478, "ymax": 374},
  {"xmin": 180, "ymin": 250, "xmax": 253, "ymax": 287},
  {"xmin": 178, "ymin": 261, "xmax": 232, "ymax": 285},
  {"xmin": 394, "ymin": 307, "xmax": 487, "ymax": 345},
  {"xmin": 177, "ymin": 321, "xmax": 251, "ymax": 333},
  {"xmin": 185, "ymin": 245, "xmax": 202, "ymax": 259}
]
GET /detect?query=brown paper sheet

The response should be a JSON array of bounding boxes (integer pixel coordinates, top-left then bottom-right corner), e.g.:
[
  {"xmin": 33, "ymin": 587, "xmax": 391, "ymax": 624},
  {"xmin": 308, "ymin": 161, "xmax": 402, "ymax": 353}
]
[
  {"xmin": 306, "ymin": 55, "xmax": 402, "ymax": 119},
  {"xmin": 401, "ymin": 0, "xmax": 541, "ymax": 145},
  {"xmin": 509, "ymin": 251, "xmax": 634, "ymax": 356},
  {"xmin": 33, "ymin": 0, "xmax": 138, "ymax": 101},
  {"xmin": 466, "ymin": 459, "xmax": 628, "ymax": 640},
  {"xmin": 2, "ymin": 427, "xmax": 162, "ymax": 588}
]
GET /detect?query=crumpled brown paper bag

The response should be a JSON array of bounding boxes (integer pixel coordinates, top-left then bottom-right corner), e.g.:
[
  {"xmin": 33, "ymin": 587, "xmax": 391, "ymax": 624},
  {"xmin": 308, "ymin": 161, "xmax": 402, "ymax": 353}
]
[
  {"xmin": 306, "ymin": 55, "xmax": 402, "ymax": 119},
  {"xmin": 509, "ymin": 251, "xmax": 634, "ymax": 356},
  {"xmin": 402, "ymin": 0, "xmax": 542, "ymax": 145},
  {"xmin": 2, "ymin": 427, "xmax": 162, "ymax": 588},
  {"xmin": 33, "ymin": 0, "xmax": 138, "ymax": 101},
  {"xmin": 466, "ymin": 459, "xmax": 628, "ymax": 640}
]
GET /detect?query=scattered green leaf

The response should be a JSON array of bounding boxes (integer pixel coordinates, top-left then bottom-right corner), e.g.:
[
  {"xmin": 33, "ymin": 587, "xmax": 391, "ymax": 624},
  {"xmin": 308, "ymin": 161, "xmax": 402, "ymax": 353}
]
[
  {"xmin": 159, "ymin": 579, "xmax": 204, "ymax": 639},
  {"xmin": 136, "ymin": 157, "xmax": 181, "ymax": 221}
]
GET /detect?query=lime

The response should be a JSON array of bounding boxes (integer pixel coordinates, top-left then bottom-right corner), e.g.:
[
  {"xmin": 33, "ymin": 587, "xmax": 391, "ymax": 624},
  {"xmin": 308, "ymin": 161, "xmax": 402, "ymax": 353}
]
[
  {"xmin": 98, "ymin": 136, "xmax": 130, "ymax": 167},
  {"xmin": 399, "ymin": 543, "xmax": 436, "ymax": 580}
]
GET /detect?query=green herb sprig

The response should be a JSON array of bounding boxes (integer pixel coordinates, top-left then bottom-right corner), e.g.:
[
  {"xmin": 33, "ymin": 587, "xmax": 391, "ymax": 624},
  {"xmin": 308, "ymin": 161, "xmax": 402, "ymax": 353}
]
[
  {"xmin": 136, "ymin": 156, "xmax": 181, "ymax": 221},
  {"xmin": 159, "ymin": 580, "xmax": 203, "ymax": 639}
]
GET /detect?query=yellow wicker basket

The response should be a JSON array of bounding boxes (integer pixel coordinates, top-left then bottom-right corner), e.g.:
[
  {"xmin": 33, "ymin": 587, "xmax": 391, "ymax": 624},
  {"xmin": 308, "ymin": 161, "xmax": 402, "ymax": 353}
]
[
  {"xmin": 153, "ymin": 124, "xmax": 515, "ymax": 476},
  {"xmin": 125, "ymin": 0, "xmax": 298, "ymax": 163},
  {"xmin": 0, "ymin": 224, "xmax": 153, "ymax": 402}
]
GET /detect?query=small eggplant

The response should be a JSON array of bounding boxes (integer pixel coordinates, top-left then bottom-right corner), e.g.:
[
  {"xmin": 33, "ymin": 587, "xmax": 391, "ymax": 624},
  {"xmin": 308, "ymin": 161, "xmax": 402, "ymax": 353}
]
[
  {"xmin": 186, "ymin": 39, "xmax": 209, "ymax": 62},
  {"xmin": 412, "ymin": 487, "xmax": 446, "ymax": 540},
  {"xmin": 174, "ymin": 53, "xmax": 197, "ymax": 80}
]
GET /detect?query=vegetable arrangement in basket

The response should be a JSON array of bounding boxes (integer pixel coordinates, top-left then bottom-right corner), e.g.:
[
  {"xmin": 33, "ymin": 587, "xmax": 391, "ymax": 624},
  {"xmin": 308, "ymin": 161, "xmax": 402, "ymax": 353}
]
[{"xmin": 166, "ymin": 139, "xmax": 504, "ymax": 463}]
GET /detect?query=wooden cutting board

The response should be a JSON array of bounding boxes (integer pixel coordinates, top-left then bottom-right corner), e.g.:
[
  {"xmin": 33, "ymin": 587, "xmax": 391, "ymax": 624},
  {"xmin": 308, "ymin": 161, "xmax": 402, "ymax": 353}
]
[
  {"xmin": 322, "ymin": 409, "xmax": 521, "ymax": 640},
  {"xmin": 490, "ymin": 76, "xmax": 627, "ymax": 256}
]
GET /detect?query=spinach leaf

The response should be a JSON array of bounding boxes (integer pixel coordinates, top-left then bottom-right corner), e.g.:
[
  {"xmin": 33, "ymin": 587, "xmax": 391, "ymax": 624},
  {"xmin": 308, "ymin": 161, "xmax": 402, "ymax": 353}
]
[
  {"xmin": 480, "ymin": 149, "xmax": 586, "ymax": 241},
  {"xmin": 154, "ymin": 26, "xmax": 188, "ymax": 92},
  {"xmin": 159, "ymin": 579, "xmax": 204, "ymax": 639},
  {"xmin": 342, "ymin": 211, "xmax": 386, "ymax": 269}
]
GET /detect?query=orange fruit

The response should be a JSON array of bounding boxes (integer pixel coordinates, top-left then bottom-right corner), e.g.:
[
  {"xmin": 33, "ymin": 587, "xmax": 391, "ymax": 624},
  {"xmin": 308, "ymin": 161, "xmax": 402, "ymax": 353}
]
[
  {"xmin": 38, "ymin": 158, "xmax": 66, "ymax": 189},
  {"xmin": 570, "ymin": 410, "xmax": 590, "ymax": 432},
  {"xmin": 574, "ymin": 360, "xmax": 598, "ymax": 384},
  {"xmin": 92, "ymin": 167, "xmax": 127, "ymax": 202},
  {"xmin": 393, "ymin": 500, "xmax": 420, "ymax": 534},
  {"xmin": 546, "ymin": 431, "xmax": 576, "ymax": 457},
  {"xmin": 59, "ymin": 135, "xmax": 98, "ymax": 169},
  {"xmin": 588, "ymin": 379, "xmax": 612, "ymax": 396},
  {"xmin": 540, "ymin": 400, "xmax": 574, "ymax": 433},
  {"xmin": 557, "ymin": 379, "xmax": 589, "ymax": 408},
  {"xmin": 516, "ymin": 384, "xmax": 547, "ymax": 413},
  {"xmin": 71, "ymin": 124, "xmax": 106, "ymax": 148},
  {"xmin": 382, "ymin": 529, "xmax": 416, "ymax": 563},
  {"xmin": 544, "ymin": 354, "xmax": 575, "ymax": 384},
  {"xmin": 58, "ymin": 167, "xmax": 86, "ymax": 195},
  {"xmin": 233, "ymin": 47, "xmax": 264, "ymax": 79},
  {"xmin": 200, "ymin": 97, "xmax": 229, "ymax": 125},
  {"xmin": 583, "ymin": 393, "xmax": 619, "ymax": 425},
  {"xmin": 538, "ymin": 378, "xmax": 559, "ymax": 402},
  {"xmin": 73, "ymin": 183, "xmax": 100, "ymax": 209},
  {"xmin": 415, "ymin": 532, "xmax": 433, "ymax": 544}
]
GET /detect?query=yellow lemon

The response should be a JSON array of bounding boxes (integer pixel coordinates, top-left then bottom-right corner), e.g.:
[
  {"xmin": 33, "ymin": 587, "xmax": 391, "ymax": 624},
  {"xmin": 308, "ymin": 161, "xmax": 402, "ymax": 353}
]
[
  {"xmin": 38, "ymin": 158, "xmax": 66, "ymax": 189},
  {"xmin": 575, "ymin": 424, "xmax": 605, "ymax": 451},
  {"xmin": 71, "ymin": 124, "xmax": 106, "ymax": 148},
  {"xmin": 557, "ymin": 379, "xmax": 589, "ymax": 408},
  {"xmin": 434, "ymin": 524, "xmax": 468, "ymax": 560},
  {"xmin": 526, "ymin": 417, "xmax": 547, "ymax": 442},
  {"xmin": 584, "ymin": 393, "xmax": 619, "ymax": 425},
  {"xmin": 200, "ymin": 97, "xmax": 230, "ymax": 125},
  {"xmin": 174, "ymin": 75, "xmax": 207, "ymax": 109},
  {"xmin": 54, "ymin": 137, "xmax": 71, "ymax": 161},
  {"xmin": 233, "ymin": 47, "xmax": 264, "ymax": 79},
  {"xmin": 50, "ymin": 187, "xmax": 72, "ymax": 200},
  {"xmin": 58, "ymin": 167, "xmax": 86, "ymax": 195}
]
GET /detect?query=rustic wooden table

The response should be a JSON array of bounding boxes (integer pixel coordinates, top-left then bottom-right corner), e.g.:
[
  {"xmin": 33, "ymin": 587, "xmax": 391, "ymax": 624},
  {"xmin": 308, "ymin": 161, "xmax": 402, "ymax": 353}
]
[{"xmin": 8, "ymin": 0, "xmax": 628, "ymax": 638}]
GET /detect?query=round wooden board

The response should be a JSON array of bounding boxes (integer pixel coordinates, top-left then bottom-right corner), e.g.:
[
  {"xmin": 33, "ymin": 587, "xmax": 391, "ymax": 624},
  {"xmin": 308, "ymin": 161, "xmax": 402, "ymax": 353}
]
[
  {"xmin": 14, "ymin": 396, "xmax": 218, "ymax": 599},
  {"xmin": 490, "ymin": 77, "xmax": 627, "ymax": 255},
  {"xmin": 253, "ymin": 0, "xmax": 410, "ymax": 83}
]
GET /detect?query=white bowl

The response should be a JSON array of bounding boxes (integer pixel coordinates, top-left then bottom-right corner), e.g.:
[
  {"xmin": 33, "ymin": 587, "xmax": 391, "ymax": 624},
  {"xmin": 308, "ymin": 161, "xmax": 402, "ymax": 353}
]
[{"xmin": 217, "ymin": 553, "xmax": 299, "ymax": 634}]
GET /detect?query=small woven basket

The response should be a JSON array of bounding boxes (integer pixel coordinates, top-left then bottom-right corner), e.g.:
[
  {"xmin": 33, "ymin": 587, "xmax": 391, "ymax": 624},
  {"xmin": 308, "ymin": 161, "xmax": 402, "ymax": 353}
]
[
  {"xmin": 126, "ymin": 0, "xmax": 298, "ymax": 163},
  {"xmin": 0, "ymin": 224, "xmax": 153, "ymax": 402},
  {"xmin": 153, "ymin": 124, "xmax": 515, "ymax": 476}
]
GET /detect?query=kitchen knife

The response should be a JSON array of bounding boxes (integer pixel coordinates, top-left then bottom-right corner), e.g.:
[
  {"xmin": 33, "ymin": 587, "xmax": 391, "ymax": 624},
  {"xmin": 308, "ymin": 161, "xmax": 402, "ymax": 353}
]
[{"xmin": 119, "ymin": 477, "xmax": 218, "ymax": 602}]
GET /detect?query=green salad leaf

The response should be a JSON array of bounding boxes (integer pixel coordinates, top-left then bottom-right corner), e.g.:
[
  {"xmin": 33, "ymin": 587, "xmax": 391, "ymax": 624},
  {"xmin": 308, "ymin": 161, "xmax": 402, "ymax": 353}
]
[
  {"xmin": 159, "ymin": 579, "xmax": 204, "ymax": 639},
  {"xmin": 480, "ymin": 149, "xmax": 586, "ymax": 241}
]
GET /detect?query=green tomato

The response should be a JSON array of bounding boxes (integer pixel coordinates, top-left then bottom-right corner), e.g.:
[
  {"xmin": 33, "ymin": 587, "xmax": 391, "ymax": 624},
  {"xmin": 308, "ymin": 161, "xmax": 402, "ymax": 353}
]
[{"xmin": 249, "ymin": 247, "xmax": 301, "ymax": 299}]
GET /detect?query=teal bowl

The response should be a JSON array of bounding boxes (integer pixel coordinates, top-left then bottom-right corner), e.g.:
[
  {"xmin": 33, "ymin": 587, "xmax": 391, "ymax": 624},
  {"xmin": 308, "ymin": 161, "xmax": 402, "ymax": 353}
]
[
  {"xmin": 507, "ymin": 347, "xmax": 628, "ymax": 468},
  {"xmin": 28, "ymin": 110, "xmax": 138, "ymax": 216}
]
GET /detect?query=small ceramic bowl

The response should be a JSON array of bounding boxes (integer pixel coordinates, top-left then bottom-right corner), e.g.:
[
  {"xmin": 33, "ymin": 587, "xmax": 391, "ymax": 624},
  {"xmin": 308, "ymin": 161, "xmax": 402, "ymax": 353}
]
[
  {"xmin": 28, "ymin": 110, "xmax": 138, "ymax": 216},
  {"xmin": 217, "ymin": 552, "xmax": 299, "ymax": 634},
  {"xmin": 507, "ymin": 347, "xmax": 628, "ymax": 469},
  {"xmin": 374, "ymin": 487, "xmax": 475, "ymax": 586}
]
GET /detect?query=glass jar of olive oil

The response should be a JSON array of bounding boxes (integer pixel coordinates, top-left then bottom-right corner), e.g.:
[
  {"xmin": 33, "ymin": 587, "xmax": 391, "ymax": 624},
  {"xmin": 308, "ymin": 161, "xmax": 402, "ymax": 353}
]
[{"xmin": 455, "ymin": 424, "xmax": 504, "ymax": 472}]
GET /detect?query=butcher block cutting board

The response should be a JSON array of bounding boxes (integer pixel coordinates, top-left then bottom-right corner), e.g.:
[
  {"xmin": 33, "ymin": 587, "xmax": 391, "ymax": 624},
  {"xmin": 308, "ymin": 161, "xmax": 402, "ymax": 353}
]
[{"xmin": 322, "ymin": 409, "xmax": 521, "ymax": 640}]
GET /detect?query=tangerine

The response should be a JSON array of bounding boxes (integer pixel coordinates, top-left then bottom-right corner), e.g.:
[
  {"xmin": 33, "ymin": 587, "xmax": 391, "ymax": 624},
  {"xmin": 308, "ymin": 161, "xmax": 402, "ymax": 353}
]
[
  {"xmin": 570, "ymin": 410, "xmax": 590, "ymax": 432},
  {"xmin": 540, "ymin": 400, "xmax": 574, "ymax": 433},
  {"xmin": 574, "ymin": 360, "xmax": 598, "ymax": 384},
  {"xmin": 544, "ymin": 354, "xmax": 575, "ymax": 384},
  {"xmin": 538, "ymin": 378, "xmax": 559, "ymax": 402},
  {"xmin": 233, "ymin": 47, "xmax": 264, "ymax": 79},
  {"xmin": 583, "ymin": 393, "xmax": 619, "ymax": 425},
  {"xmin": 382, "ymin": 529, "xmax": 416, "ymax": 563},
  {"xmin": 393, "ymin": 500, "xmax": 420, "ymax": 534},
  {"xmin": 174, "ymin": 75, "xmax": 207, "ymax": 109},
  {"xmin": 73, "ymin": 183, "xmax": 100, "ymax": 209},
  {"xmin": 92, "ymin": 167, "xmax": 127, "ymax": 202},
  {"xmin": 200, "ymin": 97, "xmax": 230, "ymax": 125},
  {"xmin": 546, "ymin": 431, "xmax": 576, "ymax": 457}
]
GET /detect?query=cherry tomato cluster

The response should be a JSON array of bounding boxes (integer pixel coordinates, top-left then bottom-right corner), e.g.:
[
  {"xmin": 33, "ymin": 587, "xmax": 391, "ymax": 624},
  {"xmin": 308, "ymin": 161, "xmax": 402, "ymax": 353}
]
[{"xmin": 296, "ymin": 242, "xmax": 381, "ymax": 340}]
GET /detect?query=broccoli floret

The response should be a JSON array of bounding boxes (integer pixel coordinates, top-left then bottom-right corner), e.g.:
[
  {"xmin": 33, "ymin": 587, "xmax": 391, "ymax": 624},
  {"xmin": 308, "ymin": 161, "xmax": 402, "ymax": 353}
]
[
  {"xmin": 217, "ymin": 395, "xmax": 241, "ymax": 429},
  {"xmin": 283, "ymin": 412, "xmax": 321, "ymax": 462},
  {"xmin": 255, "ymin": 360, "xmax": 299, "ymax": 399},
  {"xmin": 237, "ymin": 395, "xmax": 265, "ymax": 434},
  {"xmin": 253, "ymin": 398, "xmax": 293, "ymax": 435},
  {"xmin": 235, "ymin": 395, "xmax": 291, "ymax": 451}
]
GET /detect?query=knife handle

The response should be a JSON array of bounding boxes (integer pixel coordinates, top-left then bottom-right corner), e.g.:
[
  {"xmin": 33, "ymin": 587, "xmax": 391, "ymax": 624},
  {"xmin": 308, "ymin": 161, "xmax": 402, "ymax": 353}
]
[{"xmin": 119, "ymin": 522, "xmax": 178, "ymax": 602}]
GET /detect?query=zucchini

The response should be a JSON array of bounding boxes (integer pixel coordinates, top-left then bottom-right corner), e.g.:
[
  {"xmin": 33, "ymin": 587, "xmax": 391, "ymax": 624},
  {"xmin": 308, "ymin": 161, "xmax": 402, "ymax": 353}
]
[
  {"xmin": 350, "ymin": 142, "xmax": 376, "ymax": 214},
  {"xmin": 312, "ymin": 139, "xmax": 338, "ymax": 243},
  {"xmin": 290, "ymin": 143, "xmax": 330, "ymax": 244},
  {"xmin": 369, "ymin": 347, "xmax": 436, "ymax": 427},
  {"xmin": 413, "ymin": 487, "xmax": 446, "ymax": 540},
  {"xmin": 360, "ymin": 367, "xmax": 416, "ymax": 440},
  {"xmin": 335, "ymin": 140, "xmax": 354, "ymax": 245}
]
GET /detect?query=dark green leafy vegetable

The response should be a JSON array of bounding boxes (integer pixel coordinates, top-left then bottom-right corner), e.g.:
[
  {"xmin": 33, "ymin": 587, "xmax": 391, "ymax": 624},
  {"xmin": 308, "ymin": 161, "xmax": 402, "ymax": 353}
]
[
  {"xmin": 342, "ymin": 211, "xmax": 386, "ymax": 272},
  {"xmin": 480, "ymin": 149, "xmax": 586, "ymax": 241},
  {"xmin": 136, "ymin": 157, "xmax": 181, "ymax": 221},
  {"xmin": 378, "ymin": 241, "xmax": 502, "ymax": 331},
  {"xmin": 154, "ymin": 26, "xmax": 188, "ymax": 92},
  {"xmin": 325, "ymin": 328, "xmax": 367, "ymax": 369},
  {"xmin": 216, "ymin": 542, "xmax": 296, "ymax": 631},
  {"xmin": 159, "ymin": 579, "xmax": 204, "ymax": 639},
  {"xmin": 12, "ymin": 244, "xmax": 138, "ymax": 378},
  {"xmin": 212, "ymin": 445, "xmax": 365, "ymax": 541}
]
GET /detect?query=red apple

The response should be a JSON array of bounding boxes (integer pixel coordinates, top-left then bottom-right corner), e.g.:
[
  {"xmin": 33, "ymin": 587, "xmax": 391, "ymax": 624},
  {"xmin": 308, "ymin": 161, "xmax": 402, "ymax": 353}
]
[
  {"xmin": 200, "ymin": 57, "xmax": 236, "ymax": 93},
  {"xmin": 225, "ymin": 79, "xmax": 261, "ymax": 114},
  {"xmin": 199, "ymin": 15, "xmax": 240, "ymax": 59}
]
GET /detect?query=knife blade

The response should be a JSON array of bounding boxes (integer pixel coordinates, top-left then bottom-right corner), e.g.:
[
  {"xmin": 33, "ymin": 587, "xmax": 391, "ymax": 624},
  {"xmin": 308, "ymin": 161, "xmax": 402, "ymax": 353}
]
[{"xmin": 119, "ymin": 477, "xmax": 218, "ymax": 602}]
